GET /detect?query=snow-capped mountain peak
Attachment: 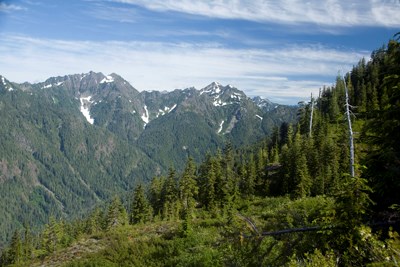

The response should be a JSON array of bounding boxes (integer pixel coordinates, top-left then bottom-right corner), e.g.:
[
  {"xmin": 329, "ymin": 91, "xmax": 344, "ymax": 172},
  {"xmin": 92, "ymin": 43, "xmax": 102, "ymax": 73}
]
[
  {"xmin": 100, "ymin": 75, "xmax": 114, "ymax": 84},
  {"xmin": 252, "ymin": 96, "xmax": 277, "ymax": 112},
  {"xmin": 200, "ymin": 82, "xmax": 222, "ymax": 96},
  {"xmin": 0, "ymin": 75, "xmax": 15, "ymax": 92},
  {"xmin": 199, "ymin": 82, "xmax": 247, "ymax": 107}
]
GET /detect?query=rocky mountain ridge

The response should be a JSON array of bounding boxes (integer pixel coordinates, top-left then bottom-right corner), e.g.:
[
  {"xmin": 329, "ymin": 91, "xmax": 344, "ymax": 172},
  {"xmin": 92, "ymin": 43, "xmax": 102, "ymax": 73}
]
[{"xmin": 0, "ymin": 71, "xmax": 297, "ymax": 244}]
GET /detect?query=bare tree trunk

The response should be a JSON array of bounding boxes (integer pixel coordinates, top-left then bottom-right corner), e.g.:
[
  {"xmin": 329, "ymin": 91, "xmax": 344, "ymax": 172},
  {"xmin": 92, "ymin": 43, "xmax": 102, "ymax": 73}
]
[
  {"xmin": 309, "ymin": 93, "xmax": 314, "ymax": 138},
  {"xmin": 343, "ymin": 75, "xmax": 355, "ymax": 177}
]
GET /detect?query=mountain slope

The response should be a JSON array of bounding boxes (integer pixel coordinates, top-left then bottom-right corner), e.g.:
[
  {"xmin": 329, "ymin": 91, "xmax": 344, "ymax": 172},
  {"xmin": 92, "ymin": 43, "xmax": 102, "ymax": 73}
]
[
  {"xmin": 0, "ymin": 72, "xmax": 296, "ymax": 245},
  {"xmin": 0, "ymin": 76, "xmax": 158, "ymax": 243}
]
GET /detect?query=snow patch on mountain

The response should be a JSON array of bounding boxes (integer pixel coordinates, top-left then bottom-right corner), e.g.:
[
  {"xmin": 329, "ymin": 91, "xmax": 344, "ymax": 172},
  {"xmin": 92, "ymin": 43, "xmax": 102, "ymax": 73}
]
[
  {"xmin": 256, "ymin": 114, "xmax": 263, "ymax": 120},
  {"xmin": 80, "ymin": 73, "xmax": 88, "ymax": 81},
  {"xmin": 200, "ymin": 82, "xmax": 221, "ymax": 95},
  {"xmin": 157, "ymin": 109, "xmax": 164, "ymax": 117},
  {"xmin": 169, "ymin": 104, "xmax": 177, "ymax": 112},
  {"xmin": 213, "ymin": 99, "xmax": 229, "ymax": 107},
  {"xmin": 231, "ymin": 92, "xmax": 242, "ymax": 101},
  {"xmin": 1, "ymin": 76, "xmax": 14, "ymax": 91},
  {"xmin": 42, "ymin": 84, "xmax": 52, "ymax": 89},
  {"xmin": 200, "ymin": 82, "xmax": 243, "ymax": 107},
  {"xmin": 157, "ymin": 104, "xmax": 177, "ymax": 117},
  {"xmin": 141, "ymin": 105, "xmax": 149, "ymax": 126},
  {"xmin": 41, "ymin": 81, "xmax": 64, "ymax": 89},
  {"xmin": 217, "ymin": 120, "xmax": 224, "ymax": 134},
  {"xmin": 252, "ymin": 96, "xmax": 278, "ymax": 112},
  {"xmin": 80, "ymin": 96, "xmax": 94, "ymax": 124},
  {"xmin": 100, "ymin": 75, "xmax": 114, "ymax": 84}
]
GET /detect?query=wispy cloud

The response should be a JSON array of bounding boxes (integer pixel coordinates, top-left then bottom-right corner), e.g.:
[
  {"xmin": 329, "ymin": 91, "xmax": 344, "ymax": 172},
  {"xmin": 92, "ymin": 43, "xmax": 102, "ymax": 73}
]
[
  {"xmin": 113, "ymin": 0, "xmax": 400, "ymax": 27},
  {"xmin": 0, "ymin": 3, "xmax": 26, "ymax": 12},
  {"xmin": 86, "ymin": 3, "xmax": 139, "ymax": 23},
  {"xmin": 0, "ymin": 34, "xmax": 368, "ymax": 104}
]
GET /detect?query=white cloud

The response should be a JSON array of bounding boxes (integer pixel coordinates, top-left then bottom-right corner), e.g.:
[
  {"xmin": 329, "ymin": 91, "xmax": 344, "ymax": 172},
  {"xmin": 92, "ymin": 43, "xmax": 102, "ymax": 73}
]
[
  {"xmin": 87, "ymin": 4, "xmax": 139, "ymax": 23},
  {"xmin": 0, "ymin": 3, "xmax": 26, "ymax": 12},
  {"xmin": 0, "ymin": 34, "xmax": 368, "ymax": 104},
  {"xmin": 114, "ymin": 0, "xmax": 400, "ymax": 27}
]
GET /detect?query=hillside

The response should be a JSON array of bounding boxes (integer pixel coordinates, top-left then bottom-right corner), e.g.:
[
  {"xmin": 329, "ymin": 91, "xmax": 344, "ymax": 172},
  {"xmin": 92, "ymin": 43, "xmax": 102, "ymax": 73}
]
[
  {"xmin": 1, "ymin": 35, "xmax": 399, "ymax": 266},
  {"xmin": 0, "ymin": 73, "xmax": 297, "ymax": 245}
]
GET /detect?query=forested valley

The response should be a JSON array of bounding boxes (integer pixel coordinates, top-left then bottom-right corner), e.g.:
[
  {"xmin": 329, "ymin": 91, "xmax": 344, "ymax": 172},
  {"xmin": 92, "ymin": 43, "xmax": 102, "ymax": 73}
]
[{"xmin": 1, "ymin": 35, "xmax": 399, "ymax": 267}]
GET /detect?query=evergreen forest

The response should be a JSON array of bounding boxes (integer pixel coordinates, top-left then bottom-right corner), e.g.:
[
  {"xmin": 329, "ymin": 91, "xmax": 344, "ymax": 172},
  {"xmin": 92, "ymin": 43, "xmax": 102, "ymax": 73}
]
[{"xmin": 0, "ymin": 35, "xmax": 399, "ymax": 266}]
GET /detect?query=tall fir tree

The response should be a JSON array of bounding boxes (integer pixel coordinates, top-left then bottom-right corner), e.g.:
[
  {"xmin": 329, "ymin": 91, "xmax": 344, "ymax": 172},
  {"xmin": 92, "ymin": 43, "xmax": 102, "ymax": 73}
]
[
  {"xmin": 161, "ymin": 168, "xmax": 180, "ymax": 220},
  {"xmin": 292, "ymin": 128, "xmax": 312, "ymax": 198},
  {"xmin": 255, "ymin": 146, "xmax": 269, "ymax": 195},
  {"xmin": 130, "ymin": 183, "xmax": 152, "ymax": 224},
  {"xmin": 179, "ymin": 157, "xmax": 198, "ymax": 213},
  {"xmin": 106, "ymin": 196, "xmax": 128, "ymax": 230},
  {"xmin": 149, "ymin": 175, "xmax": 165, "ymax": 218},
  {"xmin": 85, "ymin": 207, "xmax": 104, "ymax": 234},
  {"xmin": 242, "ymin": 154, "xmax": 256, "ymax": 198},
  {"xmin": 9, "ymin": 230, "xmax": 22, "ymax": 265},
  {"xmin": 22, "ymin": 223, "xmax": 33, "ymax": 262}
]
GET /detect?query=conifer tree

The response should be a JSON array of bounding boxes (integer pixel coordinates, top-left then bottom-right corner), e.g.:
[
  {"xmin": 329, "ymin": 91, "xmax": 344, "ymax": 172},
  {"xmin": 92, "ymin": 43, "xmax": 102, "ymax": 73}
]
[
  {"xmin": 149, "ymin": 175, "xmax": 165, "ymax": 217},
  {"xmin": 179, "ymin": 157, "xmax": 198, "ymax": 213},
  {"xmin": 321, "ymin": 137, "xmax": 340, "ymax": 193},
  {"xmin": 106, "ymin": 196, "xmax": 128, "ymax": 229},
  {"xmin": 369, "ymin": 82, "xmax": 379, "ymax": 112},
  {"xmin": 380, "ymin": 86, "xmax": 389, "ymax": 110},
  {"xmin": 41, "ymin": 217, "xmax": 64, "ymax": 254},
  {"xmin": 286, "ymin": 124, "xmax": 294, "ymax": 146},
  {"xmin": 280, "ymin": 143, "xmax": 291, "ymax": 195},
  {"xmin": 85, "ymin": 207, "xmax": 104, "ymax": 234},
  {"xmin": 9, "ymin": 230, "xmax": 22, "ymax": 265},
  {"xmin": 297, "ymin": 101, "xmax": 310, "ymax": 135},
  {"xmin": 279, "ymin": 125, "xmax": 293, "ymax": 195},
  {"xmin": 242, "ymin": 154, "xmax": 256, "ymax": 198},
  {"xmin": 130, "ymin": 183, "xmax": 152, "ymax": 224},
  {"xmin": 221, "ymin": 142, "xmax": 239, "ymax": 214},
  {"xmin": 22, "ymin": 223, "xmax": 33, "ymax": 262},
  {"xmin": 271, "ymin": 126, "xmax": 280, "ymax": 145},
  {"xmin": 279, "ymin": 122, "xmax": 289, "ymax": 147},
  {"xmin": 328, "ymin": 83, "xmax": 340, "ymax": 121},
  {"xmin": 207, "ymin": 158, "xmax": 217, "ymax": 210},
  {"xmin": 213, "ymin": 149, "xmax": 224, "ymax": 207},
  {"xmin": 255, "ymin": 147, "xmax": 268, "ymax": 195},
  {"xmin": 304, "ymin": 137, "xmax": 320, "ymax": 195},
  {"xmin": 161, "ymin": 168, "xmax": 179, "ymax": 220},
  {"xmin": 197, "ymin": 153, "xmax": 215, "ymax": 210},
  {"xmin": 292, "ymin": 128, "xmax": 312, "ymax": 198},
  {"xmin": 269, "ymin": 143, "xmax": 280, "ymax": 164},
  {"xmin": 358, "ymin": 81, "xmax": 367, "ymax": 113},
  {"xmin": 178, "ymin": 159, "xmax": 198, "ymax": 237}
]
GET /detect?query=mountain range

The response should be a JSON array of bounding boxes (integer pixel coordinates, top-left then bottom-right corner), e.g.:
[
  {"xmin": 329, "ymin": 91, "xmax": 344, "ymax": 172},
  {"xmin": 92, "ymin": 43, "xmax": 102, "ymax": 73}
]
[{"xmin": 0, "ymin": 71, "xmax": 296, "ymax": 244}]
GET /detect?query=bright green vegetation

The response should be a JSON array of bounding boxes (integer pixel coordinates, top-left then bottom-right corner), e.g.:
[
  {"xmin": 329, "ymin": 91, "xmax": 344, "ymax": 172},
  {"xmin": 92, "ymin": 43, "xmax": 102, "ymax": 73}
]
[
  {"xmin": 1, "ymin": 35, "xmax": 400, "ymax": 266},
  {"xmin": 1, "ymin": 194, "xmax": 399, "ymax": 266}
]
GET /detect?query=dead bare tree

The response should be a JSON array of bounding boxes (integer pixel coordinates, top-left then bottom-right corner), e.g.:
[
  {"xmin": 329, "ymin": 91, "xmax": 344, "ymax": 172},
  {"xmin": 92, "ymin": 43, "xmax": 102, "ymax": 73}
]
[
  {"xmin": 309, "ymin": 93, "xmax": 314, "ymax": 138},
  {"xmin": 342, "ymin": 73, "xmax": 355, "ymax": 177}
]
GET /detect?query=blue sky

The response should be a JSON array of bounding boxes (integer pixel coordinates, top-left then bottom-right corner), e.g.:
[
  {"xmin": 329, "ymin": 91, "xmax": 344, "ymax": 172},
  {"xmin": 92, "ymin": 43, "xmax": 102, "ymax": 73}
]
[{"xmin": 0, "ymin": 0, "xmax": 399, "ymax": 104}]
